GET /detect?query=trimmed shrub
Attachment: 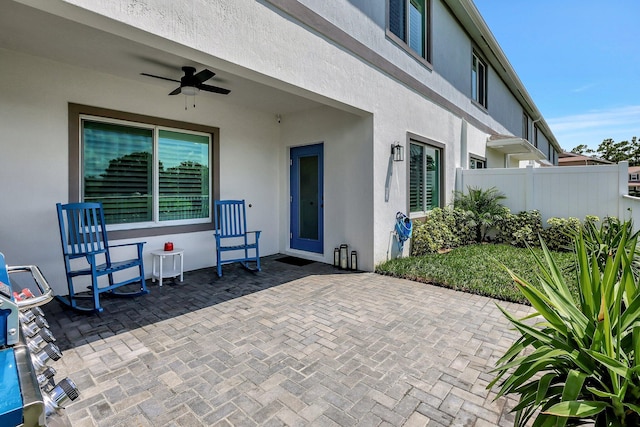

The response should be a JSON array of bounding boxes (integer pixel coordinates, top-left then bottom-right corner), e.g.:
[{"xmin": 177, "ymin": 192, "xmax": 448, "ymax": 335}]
[
  {"xmin": 541, "ymin": 216, "xmax": 581, "ymax": 251},
  {"xmin": 410, "ymin": 207, "xmax": 476, "ymax": 256},
  {"xmin": 495, "ymin": 209, "xmax": 543, "ymax": 247},
  {"xmin": 411, "ymin": 208, "xmax": 454, "ymax": 256},
  {"xmin": 413, "ymin": 205, "xmax": 603, "ymax": 255},
  {"xmin": 450, "ymin": 208, "xmax": 477, "ymax": 246}
]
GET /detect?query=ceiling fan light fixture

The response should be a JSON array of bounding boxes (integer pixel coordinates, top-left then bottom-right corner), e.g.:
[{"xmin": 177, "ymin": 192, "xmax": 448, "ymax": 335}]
[
  {"xmin": 181, "ymin": 86, "xmax": 199, "ymax": 96},
  {"xmin": 141, "ymin": 67, "xmax": 230, "ymax": 97}
]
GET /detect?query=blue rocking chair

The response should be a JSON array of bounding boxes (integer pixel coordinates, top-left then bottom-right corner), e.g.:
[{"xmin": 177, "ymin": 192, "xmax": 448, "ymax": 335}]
[
  {"xmin": 56, "ymin": 202, "xmax": 149, "ymax": 313},
  {"xmin": 214, "ymin": 200, "xmax": 261, "ymax": 277}
]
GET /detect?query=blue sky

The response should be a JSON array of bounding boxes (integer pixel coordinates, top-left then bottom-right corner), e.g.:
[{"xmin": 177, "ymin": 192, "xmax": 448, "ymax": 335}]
[{"xmin": 473, "ymin": 0, "xmax": 640, "ymax": 152}]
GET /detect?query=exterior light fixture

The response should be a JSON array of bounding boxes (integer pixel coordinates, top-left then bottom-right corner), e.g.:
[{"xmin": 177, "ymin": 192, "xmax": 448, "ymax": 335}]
[
  {"xmin": 350, "ymin": 251, "xmax": 358, "ymax": 271},
  {"xmin": 181, "ymin": 86, "xmax": 199, "ymax": 96},
  {"xmin": 391, "ymin": 142, "xmax": 404, "ymax": 162},
  {"xmin": 333, "ymin": 248, "xmax": 340, "ymax": 267}
]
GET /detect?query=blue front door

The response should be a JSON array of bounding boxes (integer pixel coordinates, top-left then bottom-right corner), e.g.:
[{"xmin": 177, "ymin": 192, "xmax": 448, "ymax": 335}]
[{"xmin": 290, "ymin": 144, "xmax": 324, "ymax": 253}]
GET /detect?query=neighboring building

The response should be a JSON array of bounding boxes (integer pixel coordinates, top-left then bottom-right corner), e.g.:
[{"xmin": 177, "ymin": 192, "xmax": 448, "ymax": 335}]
[
  {"xmin": 0, "ymin": 0, "xmax": 561, "ymax": 295},
  {"xmin": 558, "ymin": 152, "xmax": 612, "ymax": 166},
  {"xmin": 629, "ymin": 166, "xmax": 640, "ymax": 196}
]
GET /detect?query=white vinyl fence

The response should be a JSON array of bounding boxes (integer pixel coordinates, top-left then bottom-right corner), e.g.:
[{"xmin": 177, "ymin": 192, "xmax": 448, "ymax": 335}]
[{"xmin": 456, "ymin": 161, "xmax": 640, "ymax": 227}]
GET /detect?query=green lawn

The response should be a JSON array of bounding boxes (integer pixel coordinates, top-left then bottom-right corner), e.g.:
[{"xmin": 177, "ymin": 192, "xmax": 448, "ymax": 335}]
[{"xmin": 375, "ymin": 244, "xmax": 577, "ymax": 304}]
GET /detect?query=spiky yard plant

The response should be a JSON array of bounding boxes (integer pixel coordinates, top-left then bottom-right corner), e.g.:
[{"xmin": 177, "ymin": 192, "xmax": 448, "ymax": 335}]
[
  {"xmin": 453, "ymin": 186, "xmax": 507, "ymax": 242},
  {"xmin": 581, "ymin": 217, "xmax": 640, "ymax": 276},
  {"xmin": 490, "ymin": 224, "xmax": 640, "ymax": 426}
]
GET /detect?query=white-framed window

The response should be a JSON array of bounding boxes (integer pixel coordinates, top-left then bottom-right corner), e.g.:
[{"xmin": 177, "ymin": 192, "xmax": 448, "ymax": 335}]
[
  {"xmin": 82, "ymin": 116, "xmax": 211, "ymax": 229},
  {"xmin": 409, "ymin": 137, "xmax": 443, "ymax": 214},
  {"xmin": 472, "ymin": 52, "xmax": 487, "ymax": 107},
  {"xmin": 469, "ymin": 156, "xmax": 486, "ymax": 169},
  {"xmin": 388, "ymin": 0, "xmax": 430, "ymax": 62},
  {"xmin": 69, "ymin": 104, "xmax": 219, "ymax": 237},
  {"xmin": 630, "ymin": 174, "xmax": 639, "ymax": 182}
]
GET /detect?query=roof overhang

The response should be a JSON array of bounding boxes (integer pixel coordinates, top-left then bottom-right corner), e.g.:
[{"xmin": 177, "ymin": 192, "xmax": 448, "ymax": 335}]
[{"xmin": 486, "ymin": 137, "xmax": 546, "ymax": 161}]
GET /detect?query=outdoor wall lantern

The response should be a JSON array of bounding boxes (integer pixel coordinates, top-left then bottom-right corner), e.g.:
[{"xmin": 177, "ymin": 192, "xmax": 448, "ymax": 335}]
[
  {"xmin": 339, "ymin": 244, "xmax": 349, "ymax": 269},
  {"xmin": 391, "ymin": 142, "xmax": 404, "ymax": 162}
]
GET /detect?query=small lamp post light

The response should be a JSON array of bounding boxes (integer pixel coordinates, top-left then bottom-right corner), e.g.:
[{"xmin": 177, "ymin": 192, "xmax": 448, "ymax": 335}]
[
  {"xmin": 350, "ymin": 251, "xmax": 358, "ymax": 271},
  {"xmin": 333, "ymin": 248, "xmax": 340, "ymax": 268},
  {"xmin": 391, "ymin": 142, "xmax": 404, "ymax": 162},
  {"xmin": 339, "ymin": 244, "xmax": 349, "ymax": 269}
]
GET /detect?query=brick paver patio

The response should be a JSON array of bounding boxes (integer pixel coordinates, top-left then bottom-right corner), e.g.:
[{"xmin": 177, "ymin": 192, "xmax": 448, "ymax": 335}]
[{"xmin": 42, "ymin": 255, "xmax": 533, "ymax": 426}]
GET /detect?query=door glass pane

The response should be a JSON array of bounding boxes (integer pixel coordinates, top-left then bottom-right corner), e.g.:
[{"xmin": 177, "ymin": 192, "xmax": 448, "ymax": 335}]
[
  {"xmin": 83, "ymin": 120, "xmax": 153, "ymax": 224},
  {"xmin": 158, "ymin": 130, "xmax": 210, "ymax": 221},
  {"xmin": 299, "ymin": 155, "xmax": 319, "ymax": 240}
]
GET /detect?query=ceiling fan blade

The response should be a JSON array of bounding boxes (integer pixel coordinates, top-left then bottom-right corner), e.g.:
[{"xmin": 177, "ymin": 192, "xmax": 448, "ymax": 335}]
[
  {"xmin": 141, "ymin": 72, "xmax": 181, "ymax": 83},
  {"xmin": 168, "ymin": 87, "xmax": 182, "ymax": 95},
  {"xmin": 197, "ymin": 83, "xmax": 230, "ymax": 95},
  {"xmin": 194, "ymin": 69, "xmax": 215, "ymax": 83}
]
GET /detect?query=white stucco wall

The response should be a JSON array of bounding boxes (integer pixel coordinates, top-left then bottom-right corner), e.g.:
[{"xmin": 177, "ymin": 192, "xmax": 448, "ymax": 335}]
[
  {"xmin": 487, "ymin": 69, "xmax": 524, "ymax": 138},
  {"xmin": 0, "ymin": 48, "xmax": 284, "ymax": 295},
  {"xmin": 1, "ymin": 0, "xmax": 545, "ymax": 289},
  {"xmin": 432, "ymin": 0, "xmax": 472, "ymax": 96},
  {"xmin": 279, "ymin": 107, "xmax": 374, "ymax": 266}
]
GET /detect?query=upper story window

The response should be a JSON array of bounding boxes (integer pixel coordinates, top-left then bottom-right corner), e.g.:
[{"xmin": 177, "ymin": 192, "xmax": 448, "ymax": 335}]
[
  {"xmin": 534, "ymin": 126, "xmax": 539, "ymax": 148},
  {"xmin": 69, "ymin": 104, "xmax": 219, "ymax": 238},
  {"xmin": 630, "ymin": 174, "xmax": 639, "ymax": 182},
  {"xmin": 522, "ymin": 113, "xmax": 529, "ymax": 141},
  {"xmin": 472, "ymin": 52, "xmax": 487, "ymax": 108},
  {"xmin": 388, "ymin": 0, "xmax": 430, "ymax": 63}
]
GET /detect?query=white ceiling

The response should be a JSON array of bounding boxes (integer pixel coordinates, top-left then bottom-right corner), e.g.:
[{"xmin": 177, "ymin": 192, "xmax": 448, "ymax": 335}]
[{"xmin": 0, "ymin": 0, "xmax": 326, "ymax": 115}]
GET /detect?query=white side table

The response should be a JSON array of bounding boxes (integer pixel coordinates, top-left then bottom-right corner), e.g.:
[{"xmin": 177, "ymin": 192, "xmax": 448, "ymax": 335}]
[{"xmin": 151, "ymin": 248, "xmax": 184, "ymax": 287}]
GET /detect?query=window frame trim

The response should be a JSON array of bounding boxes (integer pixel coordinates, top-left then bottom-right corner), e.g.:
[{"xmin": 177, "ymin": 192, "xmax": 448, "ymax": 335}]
[
  {"xmin": 471, "ymin": 51, "xmax": 488, "ymax": 109},
  {"xmin": 406, "ymin": 132, "xmax": 445, "ymax": 218},
  {"xmin": 469, "ymin": 154, "xmax": 487, "ymax": 169},
  {"xmin": 386, "ymin": 0, "xmax": 433, "ymax": 68},
  {"xmin": 69, "ymin": 103, "xmax": 220, "ymax": 239},
  {"xmin": 522, "ymin": 112, "xmax": 529, "ymax": 141}
]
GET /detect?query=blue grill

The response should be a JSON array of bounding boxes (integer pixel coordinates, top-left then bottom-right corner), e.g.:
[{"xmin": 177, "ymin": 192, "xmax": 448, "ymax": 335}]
[{"xmin": 0, "ymin": 252, "xmax": 79, "ymax": 426}]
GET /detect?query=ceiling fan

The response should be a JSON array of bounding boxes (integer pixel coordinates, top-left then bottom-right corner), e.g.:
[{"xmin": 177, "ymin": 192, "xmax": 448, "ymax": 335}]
[{"xmin": 141, "ymin": 66, "xmax": 230, "ymax": 96}]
